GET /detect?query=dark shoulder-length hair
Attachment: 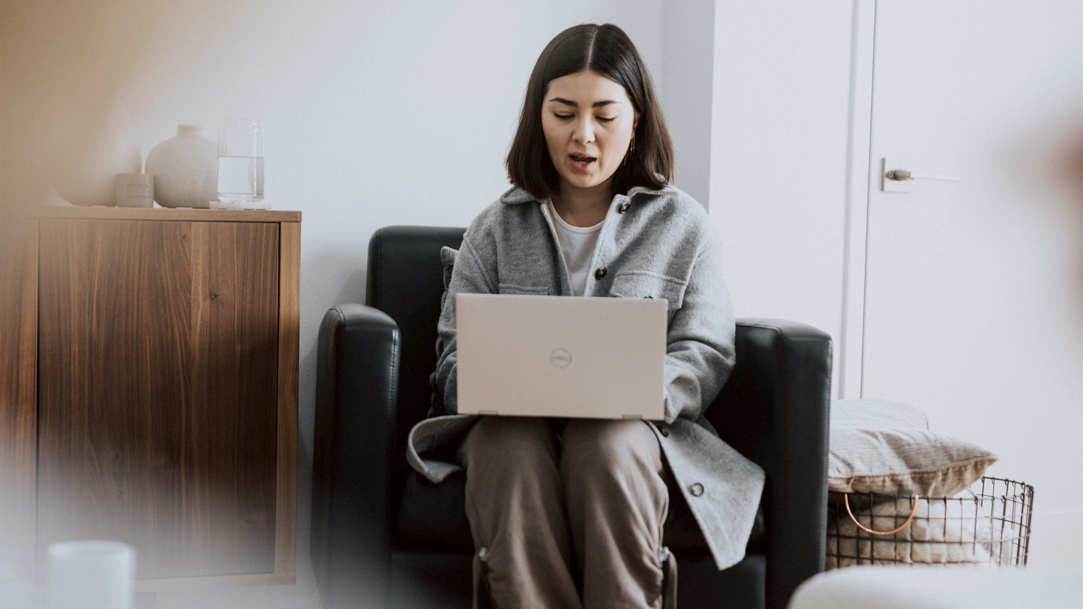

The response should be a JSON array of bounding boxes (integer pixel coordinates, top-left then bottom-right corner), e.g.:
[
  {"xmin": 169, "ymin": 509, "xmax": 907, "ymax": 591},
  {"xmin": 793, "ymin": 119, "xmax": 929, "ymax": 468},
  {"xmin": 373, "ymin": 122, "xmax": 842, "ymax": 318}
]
[{"xmin": 506, "ymin": 23, "xmax": 674, "ymax": 199}]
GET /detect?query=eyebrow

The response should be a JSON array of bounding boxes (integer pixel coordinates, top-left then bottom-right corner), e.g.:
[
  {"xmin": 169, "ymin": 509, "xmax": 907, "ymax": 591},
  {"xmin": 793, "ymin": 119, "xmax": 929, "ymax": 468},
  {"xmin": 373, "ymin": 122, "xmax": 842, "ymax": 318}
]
[{"xmin": 548, "ymin": 97, "xmax": 617, "ymax": 108}]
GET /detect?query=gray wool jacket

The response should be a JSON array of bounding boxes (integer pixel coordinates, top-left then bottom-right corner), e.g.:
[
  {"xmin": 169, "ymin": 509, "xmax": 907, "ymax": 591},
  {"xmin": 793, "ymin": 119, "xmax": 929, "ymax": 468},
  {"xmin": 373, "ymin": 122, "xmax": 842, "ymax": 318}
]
[{"xmin": 406, "ymin": 183, "xmax": 765, "ymax": 571}]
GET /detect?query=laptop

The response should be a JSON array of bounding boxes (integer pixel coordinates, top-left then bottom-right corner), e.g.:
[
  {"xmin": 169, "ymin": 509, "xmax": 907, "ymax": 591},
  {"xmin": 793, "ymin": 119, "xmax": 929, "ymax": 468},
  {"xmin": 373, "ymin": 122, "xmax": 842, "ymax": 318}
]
[{"xmin": 455, "ymin": 293, "xmax": 667, "ymax": 420}]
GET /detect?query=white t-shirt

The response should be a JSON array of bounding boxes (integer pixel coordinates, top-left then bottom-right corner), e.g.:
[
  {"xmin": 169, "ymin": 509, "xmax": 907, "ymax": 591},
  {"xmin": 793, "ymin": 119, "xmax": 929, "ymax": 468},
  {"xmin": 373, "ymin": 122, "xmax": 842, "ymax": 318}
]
[{"xmin": 548, "ymin": 202, "xmax": 603, "ymax": 296}]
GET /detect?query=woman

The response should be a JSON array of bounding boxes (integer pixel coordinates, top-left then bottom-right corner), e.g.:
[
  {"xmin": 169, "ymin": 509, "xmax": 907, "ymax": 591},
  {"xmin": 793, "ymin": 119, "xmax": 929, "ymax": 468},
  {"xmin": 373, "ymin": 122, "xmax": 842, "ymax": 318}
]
[{"xmin": 407, "ymin": 23, "xmax": 765, "ymax": 609}]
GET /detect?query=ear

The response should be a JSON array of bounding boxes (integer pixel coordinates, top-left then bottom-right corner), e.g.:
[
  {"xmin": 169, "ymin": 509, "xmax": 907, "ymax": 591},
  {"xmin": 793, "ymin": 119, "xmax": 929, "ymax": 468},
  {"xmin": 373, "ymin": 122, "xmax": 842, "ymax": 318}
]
[{"xmin": 633, "ymin": 114, "xmax": 639, "ymax": 130}]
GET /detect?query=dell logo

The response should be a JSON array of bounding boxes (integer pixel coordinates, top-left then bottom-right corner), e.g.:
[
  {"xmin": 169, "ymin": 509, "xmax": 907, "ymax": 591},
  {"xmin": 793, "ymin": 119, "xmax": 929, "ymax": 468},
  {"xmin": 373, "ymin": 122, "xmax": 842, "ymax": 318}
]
[{"xmin": 549, "ymin": 348, "xmax": 572, "ymax": 368}]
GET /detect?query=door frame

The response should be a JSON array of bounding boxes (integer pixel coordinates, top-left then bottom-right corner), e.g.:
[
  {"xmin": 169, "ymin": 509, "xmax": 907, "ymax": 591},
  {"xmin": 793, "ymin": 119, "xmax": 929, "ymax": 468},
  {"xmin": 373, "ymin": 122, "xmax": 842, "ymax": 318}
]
[{"xmin": 839, "ymin": 0, "xmax": 877, "ymax": 398}]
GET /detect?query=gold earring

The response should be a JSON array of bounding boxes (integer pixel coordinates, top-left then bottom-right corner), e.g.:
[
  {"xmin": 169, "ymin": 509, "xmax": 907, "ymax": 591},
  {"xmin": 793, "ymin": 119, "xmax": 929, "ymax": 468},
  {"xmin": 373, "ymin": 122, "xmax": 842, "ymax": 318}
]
[{"xmin": 624, "ymin": 134, "xmax": 636, "ymax": 166}]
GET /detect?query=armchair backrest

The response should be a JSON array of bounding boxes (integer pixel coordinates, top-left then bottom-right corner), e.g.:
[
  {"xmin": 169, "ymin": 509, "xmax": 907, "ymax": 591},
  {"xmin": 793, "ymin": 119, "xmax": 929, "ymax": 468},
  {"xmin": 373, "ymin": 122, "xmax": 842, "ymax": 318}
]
[{"xmin": 365, "ymin": 226, "xmax": 466, "ymax": 462}]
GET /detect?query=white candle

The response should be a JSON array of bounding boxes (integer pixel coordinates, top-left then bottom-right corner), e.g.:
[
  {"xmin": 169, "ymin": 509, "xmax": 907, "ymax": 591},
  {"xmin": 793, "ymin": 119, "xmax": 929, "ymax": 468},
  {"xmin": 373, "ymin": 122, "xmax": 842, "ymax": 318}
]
[{"xmin": 48, "ymin": 541, "xmax": 136, "ymax": 609}]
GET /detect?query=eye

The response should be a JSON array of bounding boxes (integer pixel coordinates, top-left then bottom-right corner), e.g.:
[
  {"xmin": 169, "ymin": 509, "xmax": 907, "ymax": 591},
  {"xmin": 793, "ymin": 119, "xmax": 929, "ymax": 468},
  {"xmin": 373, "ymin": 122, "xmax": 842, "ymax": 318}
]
[
  {"xmin": 596, "ymin": 116, "xmax": 615, "ymax": 123},
  {"xmin": 554, "ymin": 113, "xmax": 573, "ymax": 120}
]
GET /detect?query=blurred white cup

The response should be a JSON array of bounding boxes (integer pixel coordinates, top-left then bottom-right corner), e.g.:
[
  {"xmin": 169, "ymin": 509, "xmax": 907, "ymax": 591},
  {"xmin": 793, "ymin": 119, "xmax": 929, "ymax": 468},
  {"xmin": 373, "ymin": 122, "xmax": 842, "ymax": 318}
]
[{"xmin": 48, "ymin": 541, "xmax": 135, "ymax": 609}]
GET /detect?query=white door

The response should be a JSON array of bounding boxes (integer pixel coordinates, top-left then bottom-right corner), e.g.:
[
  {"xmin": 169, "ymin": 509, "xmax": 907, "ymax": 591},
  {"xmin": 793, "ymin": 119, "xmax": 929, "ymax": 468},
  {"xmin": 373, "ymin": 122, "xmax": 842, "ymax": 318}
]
[{"xmin": 859, "ymin": 1, "xmax": 1083, "ymax": 564}]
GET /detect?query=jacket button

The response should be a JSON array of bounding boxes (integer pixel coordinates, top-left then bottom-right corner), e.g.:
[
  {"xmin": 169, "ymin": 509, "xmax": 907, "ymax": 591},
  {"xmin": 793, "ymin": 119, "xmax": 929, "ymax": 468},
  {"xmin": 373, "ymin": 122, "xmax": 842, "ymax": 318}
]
[
  {"xmin": 618, "ymin": 201, "xmax": 630, "ymax": 214},
  {"xmin": 594, "ymin": 267, "xmax": 608, "ymax": 280},
  {"xmin": 689, "ymin": 483, "xmax": 704, "ymax": 497},
  {"xmin": 659, "ymin": 426, "xmax": 669, "ymax": 438}
]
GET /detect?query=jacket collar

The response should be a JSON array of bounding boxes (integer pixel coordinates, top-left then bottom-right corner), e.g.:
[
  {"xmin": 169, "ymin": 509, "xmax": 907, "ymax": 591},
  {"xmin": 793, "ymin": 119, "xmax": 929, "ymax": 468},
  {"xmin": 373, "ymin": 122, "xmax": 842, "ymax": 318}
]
[{"xmin": 499, "ymin": 183, "xmax": 671, "ymax": 205}]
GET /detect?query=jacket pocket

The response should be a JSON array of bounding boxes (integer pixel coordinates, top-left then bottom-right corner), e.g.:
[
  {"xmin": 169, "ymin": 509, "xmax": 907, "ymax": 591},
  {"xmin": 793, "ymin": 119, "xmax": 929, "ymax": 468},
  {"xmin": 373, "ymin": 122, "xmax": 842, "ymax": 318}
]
[
  {"xmin": 608, "ymin": 271, "xmax": 687, "ymax": 310},
  {"xmin": 498, "ymin": 283, "xmax": 550, "ymax": 296}
]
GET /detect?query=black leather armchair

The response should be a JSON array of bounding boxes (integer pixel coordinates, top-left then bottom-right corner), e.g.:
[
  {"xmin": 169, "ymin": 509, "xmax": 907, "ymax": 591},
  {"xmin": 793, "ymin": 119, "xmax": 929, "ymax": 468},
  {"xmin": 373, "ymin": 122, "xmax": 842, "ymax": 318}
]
[{"xmin": 312, "ymin": 226, "xmax": 832, "ymax": 609}]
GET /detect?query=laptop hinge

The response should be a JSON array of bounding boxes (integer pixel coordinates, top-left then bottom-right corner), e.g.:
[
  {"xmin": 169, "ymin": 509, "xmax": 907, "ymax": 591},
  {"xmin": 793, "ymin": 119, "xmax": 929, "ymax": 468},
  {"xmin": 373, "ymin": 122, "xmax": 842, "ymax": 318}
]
[
  {"xmin": 479, "ymin": 410, "xmax": 500, "ymax": 415},
  {"xmin": 622, "ymin": 414, "xmax": 643, "ymax": 420}
]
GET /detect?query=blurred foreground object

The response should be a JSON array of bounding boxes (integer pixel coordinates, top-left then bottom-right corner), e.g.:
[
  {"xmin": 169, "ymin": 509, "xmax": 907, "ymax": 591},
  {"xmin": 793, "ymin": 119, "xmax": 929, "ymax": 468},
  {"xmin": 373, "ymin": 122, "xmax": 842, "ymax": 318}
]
[
  {"xmin": 48, "ymin": 541, "xmax": 135, "ymax": 609},
  {"xmin": 788, "ymin": 564, "xmax": 1083, "ymax": 609},
  {"xmin": 0, "ymin": 546, "xmax": 35, "ymax": 609}
]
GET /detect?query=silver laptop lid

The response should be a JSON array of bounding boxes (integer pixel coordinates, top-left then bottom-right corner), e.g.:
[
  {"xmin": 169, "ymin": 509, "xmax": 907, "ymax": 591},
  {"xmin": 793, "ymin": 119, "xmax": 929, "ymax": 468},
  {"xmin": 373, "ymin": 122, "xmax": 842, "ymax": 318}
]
[{"xmin": 456, "ymin": 293, "xmax": 666, "ymax": 420}]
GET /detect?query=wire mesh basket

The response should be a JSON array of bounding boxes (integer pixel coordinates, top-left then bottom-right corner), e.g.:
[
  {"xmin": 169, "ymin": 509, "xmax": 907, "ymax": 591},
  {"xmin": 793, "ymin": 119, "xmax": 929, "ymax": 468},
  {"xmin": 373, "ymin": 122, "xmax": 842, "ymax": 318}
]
[{"xmin": 826, "ymin": 477, "xmax": 1033, "ymax": 568}]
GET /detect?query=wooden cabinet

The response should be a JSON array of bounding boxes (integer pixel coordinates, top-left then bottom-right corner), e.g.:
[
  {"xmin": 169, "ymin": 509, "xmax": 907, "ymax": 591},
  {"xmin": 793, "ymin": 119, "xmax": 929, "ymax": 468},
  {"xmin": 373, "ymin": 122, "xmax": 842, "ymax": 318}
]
[{"xmin": 18, "ymin": 207, "xmax": 298, "ymax": 586}]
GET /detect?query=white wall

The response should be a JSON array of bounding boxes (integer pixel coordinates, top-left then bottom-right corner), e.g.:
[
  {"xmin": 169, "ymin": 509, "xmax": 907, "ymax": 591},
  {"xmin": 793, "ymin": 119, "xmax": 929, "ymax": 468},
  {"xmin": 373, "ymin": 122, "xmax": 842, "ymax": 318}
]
[
  {"xmin": 661, "ymin": 0, "xmax": 716, "ymax": 207},
  {"xmin": 709, "ymin": 1, "xmax": 855, "ymax": 393}
]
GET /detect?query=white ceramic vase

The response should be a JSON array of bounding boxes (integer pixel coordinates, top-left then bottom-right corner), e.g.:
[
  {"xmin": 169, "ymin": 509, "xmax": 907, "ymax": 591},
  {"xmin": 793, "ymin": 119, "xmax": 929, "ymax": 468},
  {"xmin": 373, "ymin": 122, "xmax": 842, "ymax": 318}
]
[
  {"xmin": 145, "ymin": 125, "xmax": 218, "ymax": 208},
  {"xmin": 51, "ymin": 99, "xmax": 142, "ymax": 207}
]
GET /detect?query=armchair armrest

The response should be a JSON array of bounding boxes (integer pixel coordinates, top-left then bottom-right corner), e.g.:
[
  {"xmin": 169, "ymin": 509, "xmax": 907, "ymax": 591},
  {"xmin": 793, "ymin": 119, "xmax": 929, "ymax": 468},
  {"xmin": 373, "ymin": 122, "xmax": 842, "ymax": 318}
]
[
  {"xmin": 312, "ymin": 304, "xmax": 401, "ymax": 609},
  {"xmin": 707, "ymin": 319, "xmax": 832, "ymax": 609}
]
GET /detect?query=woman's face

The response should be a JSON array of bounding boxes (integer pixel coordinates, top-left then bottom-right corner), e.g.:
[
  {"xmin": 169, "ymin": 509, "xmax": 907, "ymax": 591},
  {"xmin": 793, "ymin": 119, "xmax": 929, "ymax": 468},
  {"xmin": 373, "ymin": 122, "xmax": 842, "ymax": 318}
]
[{"xmin": 541, "ymin": 70, "xmax": 638, "ymax": 199}]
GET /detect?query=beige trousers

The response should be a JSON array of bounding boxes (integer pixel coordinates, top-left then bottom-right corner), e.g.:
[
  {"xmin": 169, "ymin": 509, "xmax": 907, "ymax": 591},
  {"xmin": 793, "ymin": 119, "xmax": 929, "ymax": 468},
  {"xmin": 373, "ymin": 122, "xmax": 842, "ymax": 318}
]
[{"xmin": 462, "ymin": 417, "xmax": 670, "ymax": 609}]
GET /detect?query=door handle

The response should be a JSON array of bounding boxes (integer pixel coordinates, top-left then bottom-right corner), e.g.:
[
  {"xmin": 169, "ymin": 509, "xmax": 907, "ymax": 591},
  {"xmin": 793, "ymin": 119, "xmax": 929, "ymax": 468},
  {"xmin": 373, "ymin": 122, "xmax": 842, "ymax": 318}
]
[
  {"xmin": 881, "ymin": 158, "xmax": 960, "ymax": 192},
  {"xmin": 885, "ymin": 168, "xmax": 961, "ymax": 182}
]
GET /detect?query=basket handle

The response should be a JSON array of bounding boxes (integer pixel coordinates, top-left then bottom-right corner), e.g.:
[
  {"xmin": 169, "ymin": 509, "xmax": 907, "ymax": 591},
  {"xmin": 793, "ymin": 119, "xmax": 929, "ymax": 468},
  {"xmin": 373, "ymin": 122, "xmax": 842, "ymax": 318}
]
[{"xmin": 843, "ymin": 493, "xmax": 920, "ymax": 536}]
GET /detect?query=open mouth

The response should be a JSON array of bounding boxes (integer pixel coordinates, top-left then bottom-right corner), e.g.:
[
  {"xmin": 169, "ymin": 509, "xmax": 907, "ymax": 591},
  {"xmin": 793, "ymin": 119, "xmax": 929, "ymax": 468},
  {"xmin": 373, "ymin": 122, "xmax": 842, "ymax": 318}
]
[{"xmin": 569, "ymin": 154, "xmax": 596, "ymax": 170}]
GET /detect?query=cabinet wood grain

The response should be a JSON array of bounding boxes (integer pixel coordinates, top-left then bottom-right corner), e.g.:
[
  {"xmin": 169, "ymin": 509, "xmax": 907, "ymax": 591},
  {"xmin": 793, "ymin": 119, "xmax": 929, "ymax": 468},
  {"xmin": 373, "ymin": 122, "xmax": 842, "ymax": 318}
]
[
  {"xmin": 33, "ymin": 210, "xmax": 297, "ymax": 584},
  {"xmin": 275, "ymin": 221, "xmax": 300, "ymax": 575},
  {"xmin": 0, "ymin": 218, "xmax": 38, "ymax": 569}
]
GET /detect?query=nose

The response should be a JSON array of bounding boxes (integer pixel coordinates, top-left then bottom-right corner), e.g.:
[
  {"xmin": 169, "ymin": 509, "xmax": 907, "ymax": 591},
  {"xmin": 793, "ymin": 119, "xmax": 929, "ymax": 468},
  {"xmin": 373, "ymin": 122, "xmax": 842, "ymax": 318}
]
[{"xmin": 573, "ymin": 116, "xmax": 595, "ymax": 144}]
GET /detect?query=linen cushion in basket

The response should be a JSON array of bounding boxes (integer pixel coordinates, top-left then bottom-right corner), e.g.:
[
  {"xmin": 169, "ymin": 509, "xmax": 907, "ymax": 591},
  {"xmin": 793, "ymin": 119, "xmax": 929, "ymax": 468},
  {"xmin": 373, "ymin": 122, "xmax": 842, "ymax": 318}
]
[
  {"xmin": 826, "ymin": 494, "xmax": 995, "ymax": 567},
  {"xmin": 828, "ymin": 399, "xmax": 997, "ymax": 498}
]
